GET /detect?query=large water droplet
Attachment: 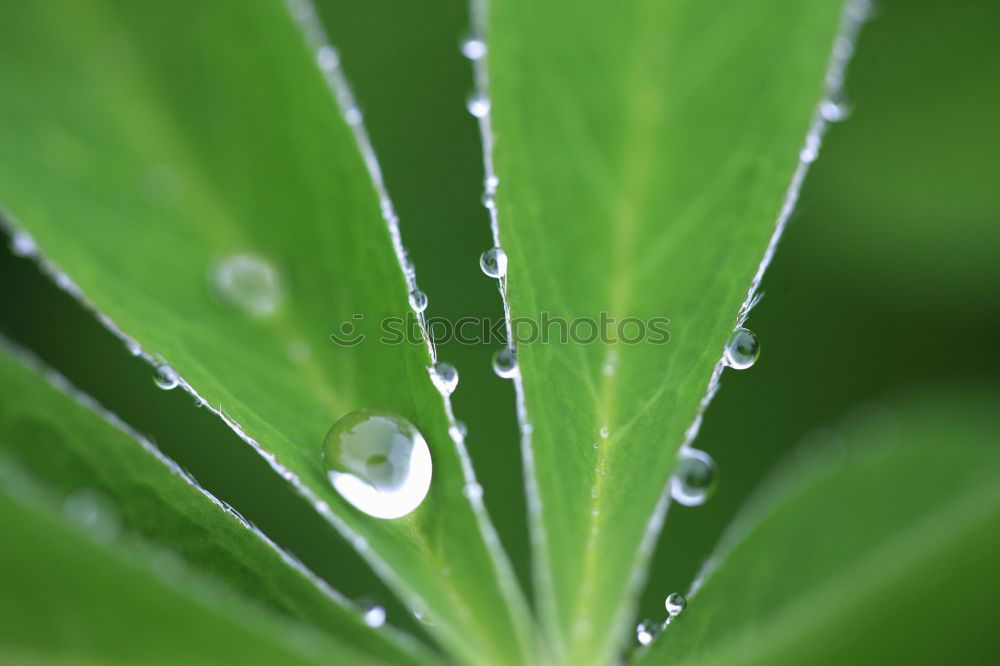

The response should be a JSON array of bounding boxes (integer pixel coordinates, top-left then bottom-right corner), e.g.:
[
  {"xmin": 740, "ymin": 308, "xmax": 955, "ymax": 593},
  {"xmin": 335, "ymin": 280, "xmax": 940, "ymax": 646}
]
[
  {"xmin": 153, "ymin": 364, "xmax": 179, "ymax": 390},
  {"xmin": 408, "ymin": 289, "xmax": 428, "ymax": 313},
  {"xmin": 480, "ymin": 247, "xmax": 507, "ymax": 278},
  {"xmin": 461, "ymin": 38, "xmax": 487, "ymax": 60},
  {"xmin": 209, "ymin": 253, "xmax": 283, "ymax": 318},
  {"xmin": 670, "ymin": 448, "xmax": 717, "ymax": 507},
  {"xmin": 724, "ymin": 327, "xmax": 760, "ymax": 370},
  {"xmin": 431, "ymin": 362, "xmax": 459, "ymax": 395},
  {"xmin": 665, "ymin": 592, "xmax": 687, "ymax": 616},
  {"xmin": 466, "ymin": 92, "xmax": 491, "ymax": 118},
  {"xmin": 322, "ymin": 410, "xmax": 432, "ymax": 520},
  {"xmin": 636, "ymin": 619, "xmax": 660, "ymax": 646},
  {"xmin": 492, "ymin": 348, "xmax": 518, "ymax": 378}
]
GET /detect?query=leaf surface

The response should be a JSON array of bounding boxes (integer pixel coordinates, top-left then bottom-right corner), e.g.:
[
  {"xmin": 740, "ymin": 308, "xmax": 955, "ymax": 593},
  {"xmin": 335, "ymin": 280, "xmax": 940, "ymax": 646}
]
[
  {"xmin": 0, "ymin": 2, "xmax": 532, "ymax": 663},
  {"xmin": 635, "ymin": 390, "xmax": 1000, "ymax": 666},
  {"xmin": 485, "ymin": 0, "xmax": 858, "ymax": 661}
]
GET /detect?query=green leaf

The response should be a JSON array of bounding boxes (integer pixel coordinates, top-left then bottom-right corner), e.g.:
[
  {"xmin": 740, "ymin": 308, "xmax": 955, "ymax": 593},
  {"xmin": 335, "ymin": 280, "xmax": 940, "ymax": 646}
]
[
  {"xmin": 634, "ymin": 390, "xmax": 1000, "ymax": 666},
  {"xmin": 0, "ymin": 464, "xmax": 400, "ymax": 666},
  {"xmin": 483, "ymin": 0, "xmax": 858, "ymax": 662},
  {"xmin": 0, "ymin": 2, "xmax": 532, "ymax": 663},
  {"xmin": 0, "ymin": 338, "xmax": 437, "ymax": 666}
]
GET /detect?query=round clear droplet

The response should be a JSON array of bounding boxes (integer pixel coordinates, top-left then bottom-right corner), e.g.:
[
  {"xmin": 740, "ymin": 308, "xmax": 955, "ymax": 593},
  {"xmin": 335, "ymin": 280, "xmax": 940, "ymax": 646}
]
[
  {"xmin": 461, "ymin": 38, "xmax": 487, "ymax": 60},
  {"xmin": 322, "ymin": 409, "xmax": 432, "ymax": 520},
  {"xmin": 10, "ymin": 230, "xmax": 37, "ymax": 257},
  {"xmin": 670, "ymin": 448, "xmax": 717, "ymax": 507},
  {"xmin": 358, "ymin": 599, "xmax": 386, "ymax": 628},
  {"xmin": 153, "ymin": 364, "xmax": 179, "ymax": 390},
  {"xmin": 665, "ymin": 592, "xmax": 687, "ymax": 616},
  {"xmin": 466, "ymin": 92, "xmax": 491, "ymax": 118},
  {"xmin": 724, "ymin": 327, "xmax": 760, "ymax": 370},
  {"xmin": 209, "ymin": 253, "xmax": 283, "ymax": 318},
  {"xmin": 480, "ymin": 247, "xmax": 507, "ymax": 278},
  {"xmin": 492, "ymin": 348, "xmax": 518, "ymax": 378},
  {"xmin": 408, "ymin": 289, "xmax": 428, "ymax": 313},
  {"xmin": 636, "ymin": 619, "xmax": 660, "ymax": 646},
  {"xmin": 431, "ymin": 362, "xmax": 459, "ymax": 395}
]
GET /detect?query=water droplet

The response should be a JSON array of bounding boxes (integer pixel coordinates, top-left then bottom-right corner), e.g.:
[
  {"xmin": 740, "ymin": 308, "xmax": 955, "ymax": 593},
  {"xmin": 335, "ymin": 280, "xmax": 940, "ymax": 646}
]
[
  {"xmin": 466, "ymin": 92, "xmax": 491, "ymax": 118},
  {"xmin": 153, "ymin": 364, "xmax": 179, "ymax": 390},
  {"xmin": 463, "ymin": 482, "xmax": 484, "ymax": 501},
  {"xmin": 125, "ymin": 339, "xmax": 142, "ymax": 357},
  {"xmin": 344, "ymin": 107, "xmax": 363, "ymax": 126},
  {"xmin": 430, "ymin": 362, "xmax": 459, "ymax": 395},
  {"xmin": 209, "ymin": 253, "xmax": 283, "ymax": 318},
  {"xmin": 480, "ymin": 247, "xmax": 507, "ymax": 278},
  {"xmin": 636, "ymin": 619, "xmax": 660, "ymax": 646},
  {"xmin": 665, "ymin": 592, "xmax": 687, "ymax": 616},
  {"xmin": 461, "ymin": 38, "xmax": 487, "ymax": 60},
  {"xmin": 10, "ymin": 230, "xmax": 36, "ymax": 257},
  {"xmin": 799, "ymin": 134, "xmax": 821, "ymax": 163},
  {"xmin": 322, "ymin": 410, "xmax": 432, "ymax": 520},
  {"xmin": 484, "ymin": 175, "xmax": 499, "ymax": 192},
  {"xmin": 317, "ymin": 45, "xmax": 340, "ymax": 71},
  {"xmin": 600, "ymin": 426, "xmax": 609, "ymax": 439},
  {"xmin": 358, "ymin": 599, "xmax": 386, "ymax": 628},
  {"xmin": 724, "ymin": 327, "xmax": 760, "ymax": 370},
  {"xmin": 481, "ymin": 192, "xmax": 496, "ymax": 210},
  {"xmin": 449, "ymin": 421, "xmax": 468, "ymax": 441},
  {"xmin": 820, "ymin": 96, "xmax": 851, "ymax": 122},
  {"xmin": 408, "ymin": 289, "xmax": 428, "ymax": 313},
  {"xmin": 670, "ymin": 448, "xmax": 717, "ymax": 507},
  {"xmin": 63, "ymin": 488, "xmax": 120, "ymax": 542},
  {"xmin": 492, "ymin": 348, "xmax": 518, "ymax": 378}
]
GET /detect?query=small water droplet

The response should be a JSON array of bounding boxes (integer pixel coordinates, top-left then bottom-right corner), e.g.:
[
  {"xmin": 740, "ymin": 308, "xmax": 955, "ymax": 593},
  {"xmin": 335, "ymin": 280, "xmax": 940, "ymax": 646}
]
[
  {"xmin": 484, "ymin": 175, "xmax": 499, "ymax": 192},
  {"xmin": 492, "ymin": 348, "xmax": 518, "ymax": 378},
  {"xmin": 670, "ymin": 448, "xmax": 717, "ymax": 507},
  {"xmin": 358, "ymin": 599, "xmax": 386, "ymax": 628},
  {"xmin": 449, "ymin": 421, "xmax": 468, "ymax": 441},
  {"xmin": 430, "ymin": 362, "xmax": 459, "ymax": 395},
  {"xmin": 10, "ymin": 230, "xmax": 36, "ymax": 257},
  {"xmin": 799, "ymin": 134, "xmax": 821, "ymax": 163},
  {"xmin": 463, "ymin": 482, "xmax": 484, "ymax": 501},
  {"xmin": 63, "ymin": 488, "xmax": 120, "ymax": 542},
  {"xmin": 665, "ymin": 592, "xmax": 687, "ymax": 616},
  {"xmin": 724, "ymin": 327, "xmax": 760, "ymax": 370},
  {"xmin": 636, "ymin": 619, "xmax": 660, "ymax": 646},
  {"xmin": 153, "ymin": 364, "xmax": 179, "ymax": 390},
  {"xmin": 408, "ymin": 289, "xmax": 428, "ymax": 313},
  {"xmin": 480, "ymin": 247, "xmax": 507, "ymax": 278},
  {"xmin": 317, "ymin": 45, "xmax": 340, "ymax": 71},
  {"xmin": 125, "ymin": 339, "xmax": 142, "ymax": 357},
  {"xmin": 820, "ymin": 95, "xmax": 851, "ymax": 122},
  {"xmin": 481, "ymin": 192, "xmax": 497, "ymax": 210},
  {"xmin": 322, "ymin": 410, "xmax": 432, "ymax": 520},
  {"xmin": 466, "ymin": 91, "xmax": 491, "ymax": 118},
  {"xmin": 461, "ymin": 38, "xmax": 487, "ymax": 60},
  {"xmin": 600, "ymin": 426, "xmax": 609, "ymax": 439},
  {"xmin": 344, "ymin": 107, "xmax": 363, "ymax": 126},
  {"xmin": 209, "ymin": 253, "xmax": 283, "ymax": 318}
]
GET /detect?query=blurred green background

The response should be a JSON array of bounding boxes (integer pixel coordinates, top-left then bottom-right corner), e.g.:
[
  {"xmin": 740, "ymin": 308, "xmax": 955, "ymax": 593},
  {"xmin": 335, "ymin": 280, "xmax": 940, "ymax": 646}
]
[{"xmin": 1, "ymin": 0, "xmax": 997, "ymax": 638}]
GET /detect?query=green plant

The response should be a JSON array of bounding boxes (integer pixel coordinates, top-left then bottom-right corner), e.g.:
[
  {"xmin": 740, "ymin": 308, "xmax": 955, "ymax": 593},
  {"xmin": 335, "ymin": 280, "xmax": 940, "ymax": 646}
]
[{"xmin": 0, "ymin": 1, "xmax": 996, "ymax": 665}]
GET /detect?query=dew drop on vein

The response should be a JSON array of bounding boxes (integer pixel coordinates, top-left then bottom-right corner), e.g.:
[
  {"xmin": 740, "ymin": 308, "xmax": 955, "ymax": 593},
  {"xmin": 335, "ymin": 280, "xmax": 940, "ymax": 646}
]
[
  {"xmin": 466, "ymin": 91, "xmax": 491, "ymax": 118},
  {"xmin": 408, "ymin": 289, "xmax": 428, "ymax": 313},
  {"xmin": 492, "ymin": 348, "xmax": 518, "ymax": 378},
  {"xmin": 153, "ymin": 364, "xmax": 179, "ymax": 391},
  {"xmin": 357, "ymin": 598, "xmax": 386, "ymax": 628},
  {"xmin": 480, "ymin": 247, "xmax": 507, "ymax": 278},
  {"xmin": 209, "ymin": 253, "xmax": 283, "ymax": 318},
  {"xmin": 461, "ymin": 37, "xmax": 486, "ymax": 60},
  {"xmin": 322, "ymin": 409, "xmax": 432, "ymax": 520},
  {"xmin": 431, "ymin": 362, "xmax": 459, "ymax": 395},
  {"xmin": 670, "ymin": 448, "xmax": 717, "ymax": 507},
  {"xmin": 724, "ymin": 327, "xmax": 760, "ymax": 370},
  {"xmin": 636, "ymin": 619, "xmax": 660, "ymax": 646},
  {"xmin": 665, "ymin": 592, "xmax": 687, "ymax": 617}
]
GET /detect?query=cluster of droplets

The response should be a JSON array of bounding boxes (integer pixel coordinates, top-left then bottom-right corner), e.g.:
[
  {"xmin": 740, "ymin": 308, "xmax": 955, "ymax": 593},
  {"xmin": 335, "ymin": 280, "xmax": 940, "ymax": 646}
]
[{"xmin": 636, "ymin": 592, "xmax": 688, "ymax": 646}]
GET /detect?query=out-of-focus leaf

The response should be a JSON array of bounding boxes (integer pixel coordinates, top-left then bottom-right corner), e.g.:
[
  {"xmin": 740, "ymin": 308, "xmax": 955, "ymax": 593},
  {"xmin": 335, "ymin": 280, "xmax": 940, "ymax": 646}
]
[
  {"xmin": 635, "ymin": 390, "xmax": 1000, "ymax": 666},
  {"xmin": 0, "ymin": 2, "xmax": 532, "ymax": 663},
  {"xmin": 0, "ymin": 338, "xmax": 437, "ymax": 665},
  {"xmin": 485, "ymin": 0, "xmax": 857, "ymax": 662}
]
